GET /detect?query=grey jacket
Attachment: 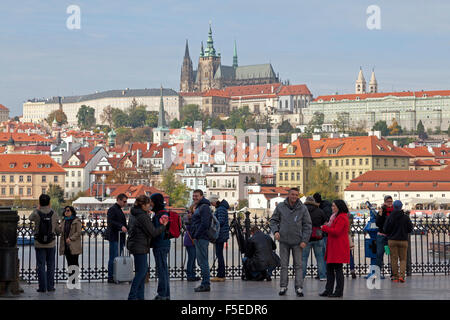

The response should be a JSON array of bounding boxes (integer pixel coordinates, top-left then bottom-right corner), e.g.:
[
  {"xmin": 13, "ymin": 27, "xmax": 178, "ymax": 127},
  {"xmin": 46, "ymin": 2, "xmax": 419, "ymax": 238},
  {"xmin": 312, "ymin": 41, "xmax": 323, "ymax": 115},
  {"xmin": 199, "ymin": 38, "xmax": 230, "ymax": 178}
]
[
  {"xmin": 270, "ymin": 199, "xmax": 312, "ymax": 246},
  {"xmin": 29, "ymin": 206, "xmax": 61, "ymax": 248}
]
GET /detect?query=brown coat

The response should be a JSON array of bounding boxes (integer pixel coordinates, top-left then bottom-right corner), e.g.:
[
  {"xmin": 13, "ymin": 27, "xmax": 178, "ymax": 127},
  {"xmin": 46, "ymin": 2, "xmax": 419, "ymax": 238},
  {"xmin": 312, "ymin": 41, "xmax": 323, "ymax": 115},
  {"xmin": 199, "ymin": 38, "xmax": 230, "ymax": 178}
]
[{"xmin": 59, "ymin": 218, "xmax": 82, "ymax": 256}]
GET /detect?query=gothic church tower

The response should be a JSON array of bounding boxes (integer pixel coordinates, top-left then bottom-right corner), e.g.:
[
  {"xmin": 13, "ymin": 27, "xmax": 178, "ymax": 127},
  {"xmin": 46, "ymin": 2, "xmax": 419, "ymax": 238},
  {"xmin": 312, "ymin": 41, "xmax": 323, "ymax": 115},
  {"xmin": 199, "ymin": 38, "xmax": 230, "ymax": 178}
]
[{"xmin": 180, "ymin": 40, "xmax": 194, "ymax": 92}]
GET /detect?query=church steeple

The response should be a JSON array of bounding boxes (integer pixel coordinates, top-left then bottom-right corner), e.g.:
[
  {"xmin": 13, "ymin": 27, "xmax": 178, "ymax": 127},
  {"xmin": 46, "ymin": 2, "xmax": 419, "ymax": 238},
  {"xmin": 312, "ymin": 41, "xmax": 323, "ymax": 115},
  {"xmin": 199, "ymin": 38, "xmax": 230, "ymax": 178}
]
[
  {"xmin": 184, "ymin": 39, "xmax": 190, "ymax": 59},
  {"xmin": 200, "ymin": 41, "xmax": 204, "ymax": 57},
  {"xmin": 369, "ymin": 69, "xmax": 378, "ymax": 93},
  {"xmin": 158, "ymin": 86, "xmax": 167, "ymax": 128},
  {"xmin": 232, "ymin": 40, "xmax": 238, "ymax": 68},
  {"xmin": 205, "ymin": 22, "xmax": 216, "ymax": 57},
  {"xmin": 355, "ymin": 67, "xmax": 366, "ymax": 94},
  {"xmin": 180, "ymin": 39, "xmax": 194, "ymax": 92}
]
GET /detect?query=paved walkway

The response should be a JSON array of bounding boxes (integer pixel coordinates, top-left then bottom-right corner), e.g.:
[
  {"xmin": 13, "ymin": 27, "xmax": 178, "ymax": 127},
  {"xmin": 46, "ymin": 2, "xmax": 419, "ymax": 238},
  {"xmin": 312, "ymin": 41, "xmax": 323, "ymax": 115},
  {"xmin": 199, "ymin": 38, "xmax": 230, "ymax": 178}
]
[{"xmin": 2, "ymin": 275, "xmax": 449, "ymax": 300}]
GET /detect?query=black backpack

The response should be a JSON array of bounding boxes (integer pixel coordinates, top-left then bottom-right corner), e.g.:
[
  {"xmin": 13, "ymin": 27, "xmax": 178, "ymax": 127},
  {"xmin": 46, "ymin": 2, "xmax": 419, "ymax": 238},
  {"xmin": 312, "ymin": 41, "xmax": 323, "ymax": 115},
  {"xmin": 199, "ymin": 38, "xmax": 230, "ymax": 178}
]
[{"xmin": 35, "ymin": 210, "xmax": 55, "ymax": 244}]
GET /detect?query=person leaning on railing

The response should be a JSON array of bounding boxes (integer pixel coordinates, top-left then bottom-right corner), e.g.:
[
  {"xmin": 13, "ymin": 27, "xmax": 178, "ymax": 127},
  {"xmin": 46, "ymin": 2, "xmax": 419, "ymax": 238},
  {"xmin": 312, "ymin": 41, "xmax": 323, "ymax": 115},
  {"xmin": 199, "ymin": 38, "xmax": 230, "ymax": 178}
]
[{"xmin": 59, "ymin": 206, "xmax": 82, "ymax": 268}]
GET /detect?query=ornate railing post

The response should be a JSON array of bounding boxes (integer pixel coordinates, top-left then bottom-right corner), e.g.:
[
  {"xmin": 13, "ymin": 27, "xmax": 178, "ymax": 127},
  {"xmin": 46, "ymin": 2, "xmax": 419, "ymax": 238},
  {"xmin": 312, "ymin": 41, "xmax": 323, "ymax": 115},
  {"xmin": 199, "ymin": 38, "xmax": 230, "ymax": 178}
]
[{"xmin": 244, "ymin": 211, "xmax": 251, "ymax": 242}]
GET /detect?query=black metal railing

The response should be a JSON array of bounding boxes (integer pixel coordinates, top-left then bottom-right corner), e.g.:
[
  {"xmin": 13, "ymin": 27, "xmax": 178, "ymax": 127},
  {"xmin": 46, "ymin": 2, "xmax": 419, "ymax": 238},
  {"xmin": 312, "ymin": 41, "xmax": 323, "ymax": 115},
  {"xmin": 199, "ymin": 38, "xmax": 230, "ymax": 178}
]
[{"xmin": 16, "ymin": 212, "xmax": 450, "ymax": 283}]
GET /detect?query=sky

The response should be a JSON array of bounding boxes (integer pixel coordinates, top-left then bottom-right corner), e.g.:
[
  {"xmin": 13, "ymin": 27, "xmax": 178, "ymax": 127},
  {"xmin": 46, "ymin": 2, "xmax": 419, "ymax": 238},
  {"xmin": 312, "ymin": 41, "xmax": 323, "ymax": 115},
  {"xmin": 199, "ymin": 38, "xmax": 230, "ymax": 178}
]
[{"xmin": 1, "ymin": 0, "xmax": 450, "ymax": 116}]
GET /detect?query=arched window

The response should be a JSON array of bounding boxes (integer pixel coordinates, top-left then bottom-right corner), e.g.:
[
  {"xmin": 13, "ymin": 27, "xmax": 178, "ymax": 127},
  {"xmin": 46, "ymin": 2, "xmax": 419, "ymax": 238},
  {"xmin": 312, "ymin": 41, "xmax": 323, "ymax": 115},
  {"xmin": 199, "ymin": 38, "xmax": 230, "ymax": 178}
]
[{"xmin": 285, "ymin": 100, "xmax": 288, "ymax": 108}]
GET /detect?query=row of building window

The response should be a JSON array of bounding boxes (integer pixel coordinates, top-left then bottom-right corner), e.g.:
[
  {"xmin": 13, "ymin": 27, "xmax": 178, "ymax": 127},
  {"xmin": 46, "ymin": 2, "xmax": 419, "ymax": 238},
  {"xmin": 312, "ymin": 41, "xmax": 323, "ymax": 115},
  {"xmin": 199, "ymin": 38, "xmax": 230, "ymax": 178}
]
[
  {"xmin": 1, "ymin": 187, "xmax": 34, "ymax": 196},
  {"xmin": 351, "ymin": 194, "xmax": 446, "ymax": 198},
  {"xmin": 66, "ymin": 181, "xmax": 82, "ymax": 188},
  {"xmin": 279, "ymin": 158, "xmax": 406, "ymax": 168},
  {"xmin": 66, "ymin": 171, "xmax": 82, "ymax": 177},
  {"xmin": 1, "ymin": 175, "xmax": 58, "ymax": 183}
]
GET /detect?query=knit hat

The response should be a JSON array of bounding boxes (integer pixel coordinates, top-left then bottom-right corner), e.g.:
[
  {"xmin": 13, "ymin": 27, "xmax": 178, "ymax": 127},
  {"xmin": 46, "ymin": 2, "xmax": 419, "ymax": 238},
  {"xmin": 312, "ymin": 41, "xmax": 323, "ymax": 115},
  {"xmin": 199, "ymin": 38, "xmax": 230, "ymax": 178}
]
[
  {"xmin": 150, "ymin": 193, "xmax": 165, "ymax": 212},
  {"xmin": 384, "ymin": 195, "xmax": 393, "ymax": 202},
  {"xmin": 393, "ymin": 200, "xmax": 403, "ymax": 210},
  {"xmin": 208, "ymin": 194, "xmax": 219, "ymax": 203},
  {"xmin": 304, "ymin": 196, "xmax": 318, "ymax": 206}
]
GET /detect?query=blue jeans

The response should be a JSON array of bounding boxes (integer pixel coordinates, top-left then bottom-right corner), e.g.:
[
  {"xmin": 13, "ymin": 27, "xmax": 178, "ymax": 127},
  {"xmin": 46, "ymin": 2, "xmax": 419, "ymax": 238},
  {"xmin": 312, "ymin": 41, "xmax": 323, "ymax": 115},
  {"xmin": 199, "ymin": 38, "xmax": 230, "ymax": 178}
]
[
  {"xmin": 215, "ymin": 241, "xmax": 225, "ymax": 278},
  {"xmin": 186, "ymin": 246, "xmax": 197, "ymax": 279},
  {"xmin": 108, "ymin": 240, "xmax": 124, "ymax": 280},
  {"xmin": 35, "ymin": 247, "xmax": 56, "ymax": 291},
  {"xmin": 195, "ymin": 239, "xmax": 210, "ymax": 287},
  {"xmin": 128, "ymin": 254, "xmax": 148, "ymax": 300},
  {"xmin": 153, "ymin": 247, "xmax": 170, "ymax": 298},
  {"xmin": 376, "ymin": 234, "xmax": 388, "ymax": 274},
  {"xmin": 302, "ymin": 239, "xmax": 327, "ymax": 279},
  {"xmin": 350, "ymin": 250, "xmax": 355, "ymax": 271}
]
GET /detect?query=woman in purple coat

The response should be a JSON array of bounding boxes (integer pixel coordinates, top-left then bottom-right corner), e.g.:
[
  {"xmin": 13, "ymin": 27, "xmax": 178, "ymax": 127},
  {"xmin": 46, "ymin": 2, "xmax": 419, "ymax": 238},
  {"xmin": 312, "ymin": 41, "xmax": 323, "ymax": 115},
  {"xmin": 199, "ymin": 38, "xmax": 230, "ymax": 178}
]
[{"xmin": 184, "ymin": 204, "xmax": 200, "ymax": 281}]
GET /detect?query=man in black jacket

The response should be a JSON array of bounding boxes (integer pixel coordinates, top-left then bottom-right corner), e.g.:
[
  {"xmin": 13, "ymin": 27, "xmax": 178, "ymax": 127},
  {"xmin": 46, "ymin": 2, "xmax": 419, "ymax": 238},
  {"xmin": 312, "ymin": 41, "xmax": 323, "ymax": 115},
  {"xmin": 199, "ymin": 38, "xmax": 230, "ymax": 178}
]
[
  {"xmin": 190, "ymin": 189, "xmax": 213, "ymax": 292},
  {"xmin": 106, "ymin": 193, "xmax": 128, "ymax": 283},
  {"xmin": 375, "ymin": 195, "xmax": 393, "ymax": 279},
  {"xmin": 243, "ymin": 226, "xmax": 279, "ymax": 281},
  {"xmin": 313, "ymin": 192, "xmax": 332, "ymax": 269}
]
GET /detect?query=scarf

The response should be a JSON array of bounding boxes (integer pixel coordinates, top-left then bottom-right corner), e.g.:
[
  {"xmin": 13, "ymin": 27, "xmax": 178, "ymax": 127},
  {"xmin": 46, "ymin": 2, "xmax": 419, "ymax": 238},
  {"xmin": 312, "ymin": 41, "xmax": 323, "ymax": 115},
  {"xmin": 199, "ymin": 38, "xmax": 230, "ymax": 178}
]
[{"xmin": 326, "ymin": 212, "xmax": 339, "ymax": 227}]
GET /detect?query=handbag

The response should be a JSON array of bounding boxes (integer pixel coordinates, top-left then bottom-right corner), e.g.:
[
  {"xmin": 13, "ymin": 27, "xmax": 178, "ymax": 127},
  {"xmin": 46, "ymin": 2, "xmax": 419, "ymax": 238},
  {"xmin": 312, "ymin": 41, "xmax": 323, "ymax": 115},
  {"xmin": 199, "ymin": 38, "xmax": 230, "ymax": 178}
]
[{"xmin": 311, "ymin": 226, "xmax": 323, "ymax": 240}]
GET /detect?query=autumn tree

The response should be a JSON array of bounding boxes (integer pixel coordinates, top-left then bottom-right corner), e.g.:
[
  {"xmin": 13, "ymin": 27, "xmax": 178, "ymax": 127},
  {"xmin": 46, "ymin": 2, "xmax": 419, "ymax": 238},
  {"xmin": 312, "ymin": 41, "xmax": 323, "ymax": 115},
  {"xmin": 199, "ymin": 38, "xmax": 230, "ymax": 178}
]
[
  {"xmin": 388, "ymin": 118, "xmax": 402, "ymax": 136},
  {"xmin": 77, "ymin": 105, "xmax": 96, "ymax": 130},
  {"xmin": 307, "ymin": 162, "xmax": 338, "ymax": 200},
  {"xmin": 47, "ymin": 109, "xmax": 68, "ymax": 126},
  {"xmin": 100, "ymin": 105, "xmax": 114, "ymax": 127},
  {"xmin": 160, "ymin": 169, "xmax": 189, "ymax": 207}
]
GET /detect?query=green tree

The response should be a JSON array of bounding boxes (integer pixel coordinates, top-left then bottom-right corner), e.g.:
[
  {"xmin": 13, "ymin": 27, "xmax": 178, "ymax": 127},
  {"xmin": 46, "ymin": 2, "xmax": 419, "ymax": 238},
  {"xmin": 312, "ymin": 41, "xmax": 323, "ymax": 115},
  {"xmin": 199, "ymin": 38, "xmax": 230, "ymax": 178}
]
[
  {"xmin": 180, "ymin": 104, "xmax": 203, "ymax": 127},
  {"xmin": 417, "ymin": 120, "xmax": 427, "ymax": 139},
  {"xmin": 77, "ymin": 105, "xmax": 96, "ymax": 130},
  {"xmin": 112, "ymin": 108, "xmax": 129, "ymax": 128},
  {"xmin": 307, "ymin": 162, "xmax": 338, "ymax": 200},
  {"xmin": 237, "ymin": 199, "xmax": 248, "ymax": 210},
  {"xmin": 131, "ymin": 127, "xmax": 152, "ymax": 142},
  {"xmin": 278, "ymin": 120, "xmax": 294, "ymax": 133},
  {"xmin": 128, "ymin": 105, "xmax": 147, "ymax": 128},
  {"xmin": 145, "ymin": 111, "xmax": 159, "ymax": 127},
  {"xmin": 372, "ymin": 120, "xmax": 390, "ymax": 136},
  {"xmin": 47, "ymin": 184, "xmax": 65, "ymax": 216},
  {"xmin": 47, "ymin": 109, "xmax": 68, "ymax": 126},
  {"xmin": 333, "ymin": 113, "xmax": 350, "ymax": 133},
  {"xmin": 169, "ymin": 118, "xmax": 182, "ymax": 129},
  {"xmin": 160, "ymin": 169, "xmax": 189, "ymax": 207}
]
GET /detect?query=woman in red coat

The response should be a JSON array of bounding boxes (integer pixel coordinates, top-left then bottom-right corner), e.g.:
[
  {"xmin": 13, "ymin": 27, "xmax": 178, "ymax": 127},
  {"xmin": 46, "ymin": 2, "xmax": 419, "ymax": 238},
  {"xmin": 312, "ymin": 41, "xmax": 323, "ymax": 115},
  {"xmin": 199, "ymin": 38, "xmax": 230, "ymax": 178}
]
[{"xmin": 319, "ymin": 200, "xmax": 350, "ymax": 298}]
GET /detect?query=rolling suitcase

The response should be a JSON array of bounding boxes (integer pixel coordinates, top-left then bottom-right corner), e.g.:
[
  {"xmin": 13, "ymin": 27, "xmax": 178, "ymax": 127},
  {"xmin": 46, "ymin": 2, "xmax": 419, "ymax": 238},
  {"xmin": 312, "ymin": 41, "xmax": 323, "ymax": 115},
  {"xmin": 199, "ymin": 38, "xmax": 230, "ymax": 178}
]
[{"xmin": 113, "ymin": 231, "xmax": 134, "ymax": 284}]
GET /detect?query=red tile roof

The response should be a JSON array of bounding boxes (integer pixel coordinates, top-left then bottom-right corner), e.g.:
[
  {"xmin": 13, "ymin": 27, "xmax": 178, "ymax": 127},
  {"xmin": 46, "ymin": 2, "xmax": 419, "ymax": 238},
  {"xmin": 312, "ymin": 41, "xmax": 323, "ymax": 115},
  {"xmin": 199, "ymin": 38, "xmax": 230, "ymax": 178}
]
[
  {"xmin": 432, "ymin": 147, "xmax": 450, "ymax": 159},
  {"xmin": 179, "ymin": 92, "xmax": 204, "ymax": 97},
  {"xmin": 413, "ymin": 159, "xmax": 441, "ymax": 166},
  {"xmin": 203, "ymin": 89, "xmax": 231, "ymax": 97},
  {"xmin": 86, "ymin": 184, "xmax": 169, "ymax": 204},
  {"xmin": 402, "ymin": 146, "xmax": 434, "ymax": 157},
  {"xmin": 279, "ymin": 136, "xmax": 410, "ymax": 158},
  {"xmin": 314, "ymin": 90, "xmax": 450, "ymax": 102},
  {"xmin": 277, "ymin": 85, "xmax": 312, "ymax": 96},
  {"xmin": 0, "ymin": 104, "xmax": 9, "ymax": 111},
  {"xmin": 63, "ymin": 147, "xmax": 98, "ymax": 168},
  {"xmin": 351, "ymin": 170, "xmax": 450, "ymax": 182},
  {"xmin": 345, "ymin": 181, "xmax": 450, "ymax": 192},
  {"xmin": 0, "ymin": 154, "xmax": 65, "ymax": 173},
  {"xmin": 224, "ymin": 83, "xmax": 282, "ymax": 97},
  {"xmin": 0, "ymin": 132, "xmax": 51, "ymax": 143}
]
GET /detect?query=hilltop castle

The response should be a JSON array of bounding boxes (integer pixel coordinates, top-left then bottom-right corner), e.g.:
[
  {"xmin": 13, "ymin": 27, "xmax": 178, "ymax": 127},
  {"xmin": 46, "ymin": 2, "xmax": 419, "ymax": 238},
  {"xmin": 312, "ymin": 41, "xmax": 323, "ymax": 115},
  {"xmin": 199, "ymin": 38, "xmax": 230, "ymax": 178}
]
[{"xmin": 180, "ymin": 23, "xmax": 279, "ymax": 92}]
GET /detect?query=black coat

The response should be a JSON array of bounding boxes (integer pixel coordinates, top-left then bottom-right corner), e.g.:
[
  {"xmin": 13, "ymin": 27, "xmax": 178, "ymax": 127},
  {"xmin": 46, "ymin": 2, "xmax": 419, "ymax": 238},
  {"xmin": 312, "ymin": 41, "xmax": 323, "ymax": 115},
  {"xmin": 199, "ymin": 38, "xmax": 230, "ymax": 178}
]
[
  {"xmin": 245, "ymin": 231, "xmax": 279, "ymax": 272},
  {"xmin": 376, "ymin": 205, "xmax": 393, "ymax": 234},
  {"xmin": 383, "ymin": 210, "xmax": 413, "ymax": 241},
  {"xmin": 126, "ymin": 207, "xmax": 166, "ymax": 255},
  {"xmin": 106, "ymin": 203, "xmax": 127, "ymax": 242},
  {"xmin": 319, "ymin": 200, "xmax": 333, "ymax": 221},
  {"xmin": 305, "ymin": 203, "xmax": 328, "ymax": 242},
  {"xmin": 191, "ymin": 197, "xmax": 212, "ymax": 240}
]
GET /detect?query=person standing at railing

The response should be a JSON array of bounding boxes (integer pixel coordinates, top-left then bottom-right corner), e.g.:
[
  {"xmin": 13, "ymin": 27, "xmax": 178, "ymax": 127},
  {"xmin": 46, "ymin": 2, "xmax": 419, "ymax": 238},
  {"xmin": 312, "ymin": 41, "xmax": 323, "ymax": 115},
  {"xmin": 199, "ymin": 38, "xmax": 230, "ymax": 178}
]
[
  {"xmin": 270, "ymin": 187, "xmax": 312, "ymax": 297},
  {"xmin": 383, "ymin": 200, "xmax": 413, "ymax": 283},
  {"xmin": 29, "ymin": 194, "xmax": 61, "ymax": 293},
  {"xmin": 106, "ymin": 193, "xmax": 128, "ymax": 284},
  {"xmin": 209, "ymin": 195, "xmax": 230, "ymax": 283},
  {"xmin": 127, "ymin": 195, "xmax": 168, "ymax": 300},
  {"xmin": 319, "ymin": 200, "xmax": 350, "ymax": 298},
  {"xmin": 150, "ymin": 193, "xmax": 171, "ymax": 300},
  {"xmin": 59, "ymin": 206, "xmax": 82, "ymax": 269},
  {"xmin": 184, "ymin": 204, "xmax": 201, "ymax": 282},
  {"xmin": 376, "ymin": 195, "xmax": 393, "ymax": 279}
]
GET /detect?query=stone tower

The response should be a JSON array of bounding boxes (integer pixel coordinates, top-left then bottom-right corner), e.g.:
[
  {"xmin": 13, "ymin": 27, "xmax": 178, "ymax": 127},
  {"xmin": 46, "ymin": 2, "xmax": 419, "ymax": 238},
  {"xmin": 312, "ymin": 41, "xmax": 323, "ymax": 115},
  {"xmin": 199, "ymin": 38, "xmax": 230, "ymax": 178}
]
[
  {"xmin": 355, "ymin": 67, "xmax": 366, "ymax": 94},
  {"xmin": 180, "ymin": 40, "xmax": 194, "ymax": 92},
  {"xmin": 369, "ymin": 69, "xmax": 378, "ymax": 93},
  {"xmin": 195, "ymin": 23, "xmax": 221, "ymax": 92},
  {"xmin": 232, "ymin": 40, "xmax": 238, "ymax": 68}
]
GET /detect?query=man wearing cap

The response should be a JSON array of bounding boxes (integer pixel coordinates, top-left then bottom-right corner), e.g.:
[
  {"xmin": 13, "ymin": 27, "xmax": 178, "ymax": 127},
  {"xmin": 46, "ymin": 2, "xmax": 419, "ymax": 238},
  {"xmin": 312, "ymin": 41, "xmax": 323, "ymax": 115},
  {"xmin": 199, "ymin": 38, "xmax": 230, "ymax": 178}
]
[
  {"xmin": 375, "ymin": 195, "xmax": 393, "ymax": 279},
  {"xmin": 383, "ymin": 200, "xmax": 413, "ymax": 282}
]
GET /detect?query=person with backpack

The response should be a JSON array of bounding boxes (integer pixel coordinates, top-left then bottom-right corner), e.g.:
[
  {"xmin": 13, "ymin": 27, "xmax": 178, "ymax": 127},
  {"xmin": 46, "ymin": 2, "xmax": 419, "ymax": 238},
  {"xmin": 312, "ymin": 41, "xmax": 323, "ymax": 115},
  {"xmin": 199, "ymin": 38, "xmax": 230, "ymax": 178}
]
[
  {"xmin": 190, "ymin": 189, "xmax": 213, "ymax": 292},
  {"xmin": 184, "ymin": 204, "xmax": 200, "ymax": 282},
  {"xmin": 59, "ymin": 206, "xmax": 82, "ymax": 267},
  {"xmin": 301, "ymin": 196, "xmax": 327, "ymax": 281},
  {"xmin": 383, "ymin": 200, "xmax": 413, "ymax": 283},
  {"xmin": 209, "ymin": 195, "xmax": 230, "ymax": 282},
  {"xmin": 127, "ymin": 195, "xmax": 168, "ymax": 300},
  {"xmin": 150, "ymin": 193, "xmax": 171, "ymax": 300},
  {"xmin": 29, "ymin": 194, "xmax": 61, "ymax": 293},
  {"xmin": 106, "ymin": 193, "xmax": 128, "ymax": 283}
]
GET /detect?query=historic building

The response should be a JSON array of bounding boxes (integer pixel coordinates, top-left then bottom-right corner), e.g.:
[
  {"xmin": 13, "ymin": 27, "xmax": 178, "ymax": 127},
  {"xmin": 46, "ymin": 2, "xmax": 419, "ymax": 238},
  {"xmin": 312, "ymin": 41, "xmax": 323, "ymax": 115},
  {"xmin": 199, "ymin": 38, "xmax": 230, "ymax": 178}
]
[{"xmin": 180, "ymin": 24, "xmax": 279, "ymax": 93}]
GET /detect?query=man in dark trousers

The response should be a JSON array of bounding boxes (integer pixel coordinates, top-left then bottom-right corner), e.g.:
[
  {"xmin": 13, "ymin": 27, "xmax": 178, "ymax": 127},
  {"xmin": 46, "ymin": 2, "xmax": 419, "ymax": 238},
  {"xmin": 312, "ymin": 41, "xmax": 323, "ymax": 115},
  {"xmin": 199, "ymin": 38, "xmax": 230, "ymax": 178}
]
[
  {"xmin": 313, "ymin": 192, "xmax": 332, "ymax": 272},
  {"xmin": 106, "ymin": 193, "xmax": 128, "ymax": 283},
  {"xmin": 190, "ymin": 189, "xmax": 212, "ymax": 292},
  {"xmin": 243, "ymin": 226, "xmax": 279, "ymax": 281},
  {"xmin": 375, "ymin": 195, "xmax": 393, "ymax": 279}
]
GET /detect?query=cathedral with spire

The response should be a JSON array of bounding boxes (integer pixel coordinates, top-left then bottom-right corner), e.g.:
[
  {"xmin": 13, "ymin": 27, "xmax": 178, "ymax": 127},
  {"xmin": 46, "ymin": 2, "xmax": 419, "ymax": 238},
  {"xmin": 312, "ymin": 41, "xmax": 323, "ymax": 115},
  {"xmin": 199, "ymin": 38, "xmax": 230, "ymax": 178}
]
[
  {"xmin": 355, "ymin": 67, "xmax": 378, "ymax": 94},
  {"xmin": 180, "ymin": 23, "xmax": 279, "ymax": 92}
]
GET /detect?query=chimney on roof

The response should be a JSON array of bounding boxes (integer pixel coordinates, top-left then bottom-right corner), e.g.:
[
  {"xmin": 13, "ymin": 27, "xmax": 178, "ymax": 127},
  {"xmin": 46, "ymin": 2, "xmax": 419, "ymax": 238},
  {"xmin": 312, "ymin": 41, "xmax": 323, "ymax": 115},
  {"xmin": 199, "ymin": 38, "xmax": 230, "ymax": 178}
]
[
  {"xmin": 312, "ymin": 134, "xmax": 321, "ymax": 141},
  {"xmin": 393, "ymin": 140, "xmax": 398, "ymax": 147},
  {"xmin": 147, "ymin": 142, "xmax": 150, "ymax": 151},
  {"xmin": 374, "ymin": 131, "xmax": 381, "ymax": 139}
]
